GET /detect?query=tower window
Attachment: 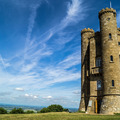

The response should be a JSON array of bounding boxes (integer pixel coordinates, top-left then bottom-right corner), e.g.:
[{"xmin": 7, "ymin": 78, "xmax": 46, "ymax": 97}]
[
  {"xmin": 118, "ymin": 42, "xmax": 120, "ymax": 46},
  {"xmin": 96, "ymin": 57, "xmax": 101, "ymax": 67},
  {"xmin": 110, "ymin": 55, "xmax": 113, "ymax": 62},
  {"xmin": 112, "ymin": 80, "xmax": 115, "ymax": 87},
  {"xmin": 97, "ymin": 80, "xmax": 102, "ymax": 90},
  {"xmin": 109, "ymin": 33, "xmax": 112, "ymax": 39},
  {"xmin": 107, "ymin": 18, "xmax": 110, "ymax": 21}
]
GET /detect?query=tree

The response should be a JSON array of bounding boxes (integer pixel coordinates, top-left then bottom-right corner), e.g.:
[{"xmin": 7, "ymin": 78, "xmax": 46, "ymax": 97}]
[
  {"xmin": 0, "ymin": 107, "xmax": 7, "ymax": 114},
  {"xmin": 39, "ymin": 104, "xmax": 66, "ymax": 113},
  {"xmin": 10, "ymin": 108, "xmax": 24, "ymax": 114},
  {"xmin": 25, "ymin": 110, "xmax": 34, "ymax": 114},
  {"xmin": 63, "ymin": 108, "xmax": 69, "ymax": 112},
  {"xmin": 40, "ymin": 108, "xmax": 50, "ymax": 113},
  {"xmin": 47, "ymin": 104, "xmax": 64, "ymax": 112}
]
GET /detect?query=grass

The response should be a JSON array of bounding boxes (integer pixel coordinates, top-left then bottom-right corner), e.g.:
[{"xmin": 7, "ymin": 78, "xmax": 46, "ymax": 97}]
[
  {"xmin": 0, "ymin": 112, "xmax": 120, "ymax": 120},
  {"xmin": 114, "ymin": 113, "xmax": 120, "ymax": 115}
]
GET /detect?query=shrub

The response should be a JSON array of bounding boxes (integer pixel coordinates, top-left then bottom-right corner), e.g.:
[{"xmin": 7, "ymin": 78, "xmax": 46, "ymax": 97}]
[
  {"xmin": 25, "ymin": 110, "xmax": 34, "ymax": 114},
  {"xmin": 63, "ymin": 108, "xmax": 69, "ymax": 112},
  {"xmin": 114, "ymin": 113, "xmax": 120, "ymax": 115},
  {"xmin": 78, "ymin": 110, "xmax": 85, "ymax": 113},
  {"xmin": 10, "ymin": 108, "xmax": 24, "ymax": 114},
  {"xmin": 0, "ymin": 107, "xmax": 7, "ymax": 114}
]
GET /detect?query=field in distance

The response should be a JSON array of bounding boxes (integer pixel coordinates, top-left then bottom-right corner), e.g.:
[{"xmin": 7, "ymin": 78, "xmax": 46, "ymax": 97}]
[{"xmin": 0, "ymin": 112, "xmax": 120, "ymax": 120}]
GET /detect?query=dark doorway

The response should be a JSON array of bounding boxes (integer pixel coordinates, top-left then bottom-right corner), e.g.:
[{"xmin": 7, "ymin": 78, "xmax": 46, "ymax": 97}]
[{"xmin": 97, "ymin": 98, "xmax": 102, "ymax": 113}]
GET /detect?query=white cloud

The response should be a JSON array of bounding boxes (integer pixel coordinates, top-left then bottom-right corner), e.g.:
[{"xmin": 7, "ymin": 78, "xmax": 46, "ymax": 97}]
[
  {"xmin": 15, "ymin": 88, "xmax": 24, "ymax": 91},
  {"xmin": 25, "ymin": 94, "xmax": 29, "ymax": 97},
  {"xmin": 34, "ymin": 96, "xmax": 38, "ymax": 99},
  {"xmin": 24, "ymin": 94, "xmax": 38, "ymax": 99},
  {"xmin": 43, "ymin": 96, "xmax": 53, "ymax": 99}
]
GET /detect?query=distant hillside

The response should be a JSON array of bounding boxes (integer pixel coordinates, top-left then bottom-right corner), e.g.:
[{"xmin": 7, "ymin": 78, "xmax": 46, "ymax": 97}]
[{"xmin": 0, "ymin": 104, "xmax": 78, "ymax": 113}]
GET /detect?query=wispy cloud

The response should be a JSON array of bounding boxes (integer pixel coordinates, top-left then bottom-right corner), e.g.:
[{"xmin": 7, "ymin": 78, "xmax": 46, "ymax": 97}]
[
  {"xmin": 59, "ymin": 51, "xmax": 81, "ymax": 69},
  {"xmin": 15, "ymin": 88, "xmax": 24, "ymax": 91},
  {"xmin": 25, "ymin": 4, "xmax": 40, "ymax": 50},
  {"xmin": 0, "ymin": 0, "xmax": 87, "ymax": 107},
  {"xmin": 60, "ymin": 0, "xmax": 87, "ymax": 30},
  {"xmin": 0, "ymin": 55, "xmax": 10, "ymax": 68},
  {"xmin": 0, "ymin": 0, "xmax": 84, "ymax": 88}
]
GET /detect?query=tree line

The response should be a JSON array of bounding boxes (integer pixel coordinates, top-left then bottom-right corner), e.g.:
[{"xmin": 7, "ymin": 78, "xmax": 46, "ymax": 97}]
[{"xmin": 0, "ymin": 104, "xmax": 69, "ymax": 114}]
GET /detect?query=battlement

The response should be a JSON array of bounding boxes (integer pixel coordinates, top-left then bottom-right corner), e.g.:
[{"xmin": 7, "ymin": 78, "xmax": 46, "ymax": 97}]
[
  {"xmin": 99, "ymin": 8, "xmax": 116, "ymax": 18},
  {"xmin": 81, "ymin": 28, "xmax": 94, "ymax": 34}
]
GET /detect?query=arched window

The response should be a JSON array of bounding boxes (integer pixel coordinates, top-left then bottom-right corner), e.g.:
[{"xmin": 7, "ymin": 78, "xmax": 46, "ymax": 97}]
[
  {"xmin": 109, "ymin": 33, "xmax": 112, "ymax": 39},
  {"xmin": 110, "ymin": 55, "xmax": 113, "ymax": 62},
  {"xmin": 112, "ymin": 80, "xmax": 115, "ymax": 87}
]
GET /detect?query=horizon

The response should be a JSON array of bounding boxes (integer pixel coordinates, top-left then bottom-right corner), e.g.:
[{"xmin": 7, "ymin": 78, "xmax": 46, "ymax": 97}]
[
  {"xmin": 0, "ymin": 0, "xmax": 120, "ymax": 108},
  {"xmin": 0, "ymin": 103, "xmax": 78, "ymax": 109}
]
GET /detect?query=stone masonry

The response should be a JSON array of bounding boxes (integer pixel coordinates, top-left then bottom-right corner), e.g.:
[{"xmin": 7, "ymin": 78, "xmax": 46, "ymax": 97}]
[{"xmin": 79, "ymin": 7, "xmax": 120, "ymax": 114}]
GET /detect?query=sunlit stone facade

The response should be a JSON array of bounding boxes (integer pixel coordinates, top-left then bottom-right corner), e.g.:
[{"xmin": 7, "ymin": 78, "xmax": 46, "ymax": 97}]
[{"xmin": 79, "ymin": 8, "xmax": 120, "ymax": 114}]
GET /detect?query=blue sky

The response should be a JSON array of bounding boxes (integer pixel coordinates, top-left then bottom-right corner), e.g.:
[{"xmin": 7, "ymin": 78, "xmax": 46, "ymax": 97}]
[{"xmin": 0, "ymin": 0, "xmax": 120, "ymax": 108}]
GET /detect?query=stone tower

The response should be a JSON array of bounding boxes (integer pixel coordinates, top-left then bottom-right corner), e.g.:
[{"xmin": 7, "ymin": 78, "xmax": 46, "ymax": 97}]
[
  {"xmin": 99, "ymin": 8, "xmax": 120, "ymax": 114},
  {"xmin": 80, "ymin": 28, "xmax": 94, "ymax": 112},
  {"xmin": 79, "ymin": 7, "xmax": 120, "ymax": 114}
]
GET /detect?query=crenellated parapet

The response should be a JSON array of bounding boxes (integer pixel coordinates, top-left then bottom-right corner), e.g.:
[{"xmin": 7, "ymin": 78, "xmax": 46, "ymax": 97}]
[
  {"xmin": 99, "ymin": 8, "xmax": 116, "ymax": 18},
  {"xmin": 81, "ymin": 28, "xmax": 94, "ymax": 35}
]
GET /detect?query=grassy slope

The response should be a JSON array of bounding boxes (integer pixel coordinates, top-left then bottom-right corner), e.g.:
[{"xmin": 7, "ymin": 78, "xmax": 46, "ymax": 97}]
[{"xmin": 0, "ymin": 112, "xmax": 120, "ymax": 120}]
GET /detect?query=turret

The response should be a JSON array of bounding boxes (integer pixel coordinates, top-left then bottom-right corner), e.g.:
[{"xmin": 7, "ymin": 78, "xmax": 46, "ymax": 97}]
[
  {"xmin": 99, "ymin": 8, "xmax": 120, "ymax": 114},
  {"xmin": 81, "ymin": 28, "xmax": 94, "ymax": 64},
  {"xmin": 79, "ymin": 28, "xmax": 94, "ymax": 112}
]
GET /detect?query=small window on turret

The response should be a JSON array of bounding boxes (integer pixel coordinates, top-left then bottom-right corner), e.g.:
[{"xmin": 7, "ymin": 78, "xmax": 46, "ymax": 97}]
[
  {"xmin": 109, "ymin": 33, "xmax": 112, "ymax": 39},
  {"xmin": 118, "ymin": 42, "xmax": 120, "ymax": 46},
  {"xmin": 107, "ymin": 18, "xmax": 110, "ymax": 21},
  {"xmin": 112, "ymin": 80, "xmax": 115, "ymax": 87},
  {"xmin": 110, "ymin": 55, "xmax": 113, "ymax": 62}
]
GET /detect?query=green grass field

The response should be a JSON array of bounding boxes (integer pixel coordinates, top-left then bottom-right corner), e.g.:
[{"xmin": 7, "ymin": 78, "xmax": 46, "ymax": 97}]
[{"xmin": 0, "ymin": 112, "xmax": 120, "ymax": 120}]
